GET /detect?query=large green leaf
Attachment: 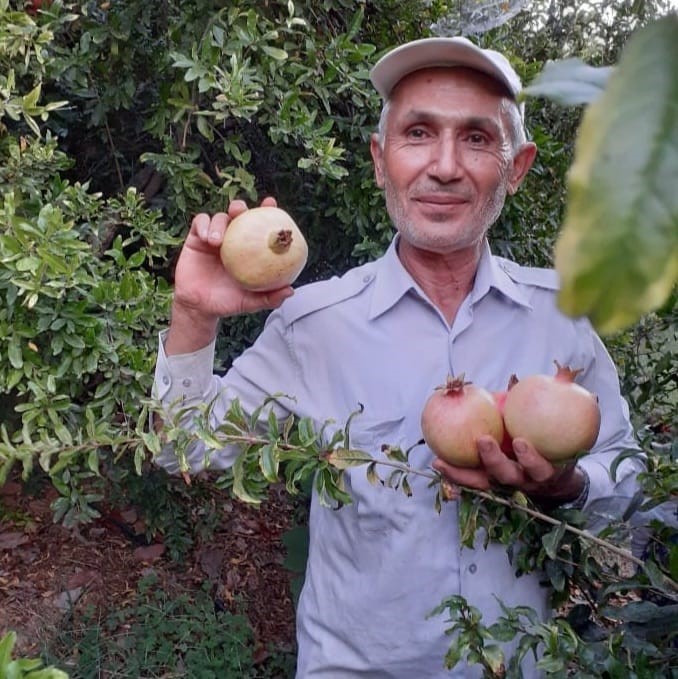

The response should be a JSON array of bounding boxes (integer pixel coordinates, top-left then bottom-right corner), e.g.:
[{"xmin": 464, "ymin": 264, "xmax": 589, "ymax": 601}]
[
  {"xmin": 553, "ymin": 16, "xmax": 678, "ymax": 334},
  {"xmin": 522, "ymin": 58, "xmax": 613, "ymax": 106}
]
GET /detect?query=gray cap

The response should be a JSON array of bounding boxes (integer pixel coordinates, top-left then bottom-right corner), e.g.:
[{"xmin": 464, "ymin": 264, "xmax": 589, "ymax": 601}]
[{"xmin": 370, "ymin": 36, "xmax": 522, "ymax": 101}]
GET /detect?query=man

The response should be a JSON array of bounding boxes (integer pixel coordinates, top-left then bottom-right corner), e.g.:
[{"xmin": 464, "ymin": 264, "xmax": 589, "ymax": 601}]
[{"xmin": 153, "ymin": 37, "xmax": 641, "ymax": 678}]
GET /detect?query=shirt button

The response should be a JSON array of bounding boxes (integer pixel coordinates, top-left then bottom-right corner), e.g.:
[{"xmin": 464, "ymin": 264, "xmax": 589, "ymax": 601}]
[
  {"xmin": 182, "ymin": 378, "xmax": 192, "ymax": 387},
  {"xmin": 468, "ymin": 563, "xmax": 477, "ymax": 574},
  {"xmin": 162, "ymin": 376, "xmax": 169, "ymax": 385},
  {"xmin": 362, "ymin": 275, "xmax": 372, "ymax": 283}
]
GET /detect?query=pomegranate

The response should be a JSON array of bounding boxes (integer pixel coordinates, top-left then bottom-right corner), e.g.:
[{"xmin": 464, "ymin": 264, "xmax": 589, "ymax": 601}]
[
  {"xmin": 502, "ymin": 361, "xmax": 601, "ymax": 462},
  {"xmin": 220, "ymin": 207, "xmax": 308, "ymax": 292},
  {"xmin": 421, "ymin": 375, "xmax": 505, "ymax": 468}
]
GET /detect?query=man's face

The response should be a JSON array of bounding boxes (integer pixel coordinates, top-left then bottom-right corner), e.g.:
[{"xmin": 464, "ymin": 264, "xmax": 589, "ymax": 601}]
[{"xmin": 371, "ymin": 67, "xmax": 529, "ymax": 255}]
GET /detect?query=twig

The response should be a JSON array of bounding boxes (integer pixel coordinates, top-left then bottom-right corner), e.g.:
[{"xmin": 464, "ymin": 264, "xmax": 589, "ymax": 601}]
[{"xmin": 103, "ymin": 116, "xmax": 124, "ymax": 191}]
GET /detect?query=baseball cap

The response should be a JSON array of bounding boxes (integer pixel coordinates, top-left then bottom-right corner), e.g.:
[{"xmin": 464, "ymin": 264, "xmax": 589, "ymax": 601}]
[{"xmin": 370, "ymin": 36, "xmax": 523, "ymax": 102}]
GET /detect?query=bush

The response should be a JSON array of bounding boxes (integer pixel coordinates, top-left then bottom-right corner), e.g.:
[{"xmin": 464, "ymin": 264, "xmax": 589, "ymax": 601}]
[
  {"xmin": 1, "ymin": 0, "xmax": 675, "ymax": 676},
  {"xmin": 44, "ymin": 575, "xmax": 296, "ymax": 678}
]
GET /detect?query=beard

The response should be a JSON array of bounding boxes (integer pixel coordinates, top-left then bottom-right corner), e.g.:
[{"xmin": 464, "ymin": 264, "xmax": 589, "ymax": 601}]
[{"xmin": 383, "ymin": 174, "xmax": 510, "ymax": 254}]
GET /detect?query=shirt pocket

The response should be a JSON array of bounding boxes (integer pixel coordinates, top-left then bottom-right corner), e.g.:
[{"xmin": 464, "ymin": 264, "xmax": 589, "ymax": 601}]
[{"xmin": 344, "ymin": 416, "xmax": 417, "ymax": 534}]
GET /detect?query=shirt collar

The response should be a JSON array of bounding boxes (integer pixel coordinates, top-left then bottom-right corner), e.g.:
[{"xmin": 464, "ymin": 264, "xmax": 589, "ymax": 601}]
[
  {"xmin": 367, "ymin": 236, "xmax": 532, "ymax": 320},
  {"xmin": 471, "ymin": 240, "xmax": 533, "ymax": 309},
  {"xmin": 367, "ymin": 236, "xmax": 415, "ymax": 320}
]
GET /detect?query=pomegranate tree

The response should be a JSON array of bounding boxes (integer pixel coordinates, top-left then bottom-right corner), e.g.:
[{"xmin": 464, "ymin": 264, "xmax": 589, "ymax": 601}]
[
  {"xmin": 503, "ymin": 361, "xmax": 601, "ymax": 462},
  {"xmin": 421, "ymin": 376, "xmax": 504, "ymax": 468},
  {"xmin": 220, "ymin": 206, "xmax": 308, "ymax": 292}
]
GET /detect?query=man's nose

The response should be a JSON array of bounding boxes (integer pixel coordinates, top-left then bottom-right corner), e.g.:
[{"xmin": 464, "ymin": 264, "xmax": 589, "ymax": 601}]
[{"xmin": 428, "ymin": 133, "xmax": 462, "ymax": 182}]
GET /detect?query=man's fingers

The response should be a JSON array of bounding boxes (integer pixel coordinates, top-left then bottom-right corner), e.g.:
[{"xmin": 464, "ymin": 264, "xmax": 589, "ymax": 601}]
[
  {"xmin": 512, "ymin": 438, "xmax": 555, "ymax": 483},
  {"xmin": 206, "ymin": 212, "xmax": 228, "ymax": 246},
  {"xmin": 431, "ymin": 458, "xmax": 491, "ymax": 490},
  {"xmin": 477, "ymin": 436, "xmax": 525, "ymax": 487},
  {"xmin": 191, "ymin": 213, "xmax": 212, "ymax": 240},
  {"xmin": 240, "ymin": 286, "xmax": 295, "ymax": 314},
  {"xmin": 189, "ymin": 212, "xmax": 228, "ymax": 248},
  {"xmin": 261, "ymin": 286, "xmax": 295, "ymax": 309},
  {"xmin": 227, "ymin": 200, "xmax": 249, "ymax": 220}
]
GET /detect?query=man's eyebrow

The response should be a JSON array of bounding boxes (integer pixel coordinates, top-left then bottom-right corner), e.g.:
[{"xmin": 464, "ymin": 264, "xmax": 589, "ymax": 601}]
[
  {"xmin": 464, "ymin": 116, "xmax": 504, "ymax": 137},
  {"xmin": 400, "ymin": 109, "xmax": 437, "ymax": 124},
  {"xmin": 398, "ymin": 110, "xmax": 505, "ymax": 138}
]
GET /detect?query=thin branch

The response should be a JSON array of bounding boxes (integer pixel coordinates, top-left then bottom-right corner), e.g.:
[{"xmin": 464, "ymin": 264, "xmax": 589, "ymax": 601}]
[
  {"xmin": 336, "ymin": 454, "xmax": 678, "ymax": 591},
  {"xmin": 103, "ymin": 116, "xmax": 125, "ymax": 191}
]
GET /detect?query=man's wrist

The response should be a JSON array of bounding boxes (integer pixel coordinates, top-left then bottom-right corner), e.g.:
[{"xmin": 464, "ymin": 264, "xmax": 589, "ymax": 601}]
[
  {"xmin": 530, "ymin": 465, "xmax": 590, "ymax": 511},
  {"xmin": 556, "ymin": 466, "xmax": 590, "ymax": 510},
  {"xmin": 165, "ymin": 301, "xmax": 220, "ymax": 356}
]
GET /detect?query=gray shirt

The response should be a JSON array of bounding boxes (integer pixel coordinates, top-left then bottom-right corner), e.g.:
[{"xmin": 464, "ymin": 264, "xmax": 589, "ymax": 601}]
[{"xmin": 153, "ymin": 238, "xmax": 641, "ymax": 678}]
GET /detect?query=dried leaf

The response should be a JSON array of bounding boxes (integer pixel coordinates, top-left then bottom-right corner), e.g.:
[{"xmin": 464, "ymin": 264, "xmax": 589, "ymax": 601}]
[
  {"xmin": 0, "ymin": 532, "xmax": 30, "ymax": 550},
  {"xmin": 133, "ymin": 543, "xmax": 166, "ymax": 563}
]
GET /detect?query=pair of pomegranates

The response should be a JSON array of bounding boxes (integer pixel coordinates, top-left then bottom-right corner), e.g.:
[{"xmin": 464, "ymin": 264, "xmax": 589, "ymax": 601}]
[{"xmin": 421, "ymin": 364, "xmax": 601, "ymax": 467}]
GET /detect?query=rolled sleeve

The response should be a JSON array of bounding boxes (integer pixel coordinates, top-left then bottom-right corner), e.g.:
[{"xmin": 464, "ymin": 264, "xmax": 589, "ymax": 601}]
[
  {"xmin": 151, "ymin": 330, "xmax": 237, "ymax": 474},
  {"xmin": 153, "ymin": 330, "xmax": 217, "ymax": 402},
  {"xmin": 150, "ymin": 312, "xmax": 302, "ymax": 476}
]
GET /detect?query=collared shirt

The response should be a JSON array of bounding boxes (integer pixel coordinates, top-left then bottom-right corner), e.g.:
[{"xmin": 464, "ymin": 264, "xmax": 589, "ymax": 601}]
[{"xmin": 153, "ymin": 238, "xmax": 641, "ymax": 678}]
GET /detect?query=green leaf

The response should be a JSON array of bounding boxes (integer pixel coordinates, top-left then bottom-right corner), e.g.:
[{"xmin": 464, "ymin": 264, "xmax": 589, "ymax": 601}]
[
  {"xmin": 554, "ymin": 16, "xmax": 678, "ymax": 333},
  {"xmin": 343, "ymin": 403, "xmax": 364, "ymax": 448},
  {"xmin": 0, "ymin": 631, "xmax": 17, "ymax": 667},
  {"xmin": 261, "ymin": 46, "xmax": 288, "ymax": 61},
  {"xmin": 196, "ymin": 114, "xmax": 213, "ymax": 141},
  {"xmin": 296, "ymin": 417, "xmax": 317, "ymax": 445},
  {"xmin": 7, "ymin": 337, "xmax": 23, "ymax": 369},
  {"xmin": 231, "ymin": 453, "xmax": 263, "ymax": 505},
  {"xmin": 523, "ymin": 58, "xmax": 613, "ymax": 106},
  {"xmin": 605, "ymin": 600, "xmax": 677, "ymax": 624},
  {"xmin": 481, "ymin": 645, "xmax": 506, "ymax": 676},
  {"xmin": 22, "ymin": 83, "xmax": 42, "ymax": 109},
  {"xmin": 542, "ymin": 522, "xmax": 566, "ymax": 559},
  {"xmin": 326, "ymin": 448, "xmax": 373, "ymax": 469},
  {"xmin": 259, "ymin": 442, "xmax": 280, "ymax": 483},
  {"xmin": 383, "ymin": 445, "xmax": 408, "ymax": 463}
]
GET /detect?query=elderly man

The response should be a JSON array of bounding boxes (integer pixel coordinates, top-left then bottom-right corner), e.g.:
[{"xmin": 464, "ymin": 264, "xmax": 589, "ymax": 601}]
[{"xmin": 153, "ymin": 37, "xmax": 641, "ymax": 678}]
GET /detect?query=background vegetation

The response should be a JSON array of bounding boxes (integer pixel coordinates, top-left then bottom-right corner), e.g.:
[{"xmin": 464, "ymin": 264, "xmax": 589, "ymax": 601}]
[{"xmin": 1, "ymin": 0, "xmax": 675, "ymax": 676}]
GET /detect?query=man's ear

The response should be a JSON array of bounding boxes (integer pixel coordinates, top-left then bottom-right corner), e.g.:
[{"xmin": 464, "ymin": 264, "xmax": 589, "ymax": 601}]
[
  {"xmin": 370, "ymin": 133, "xmax": 385, "ymax": 188},
  {"xmin": 507, "ymin": 142, "xmax": 537, "ymax": 195}
]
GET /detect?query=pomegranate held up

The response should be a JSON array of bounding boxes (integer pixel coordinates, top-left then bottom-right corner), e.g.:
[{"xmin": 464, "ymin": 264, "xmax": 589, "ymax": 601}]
[{"xmin": 220, "ymin": 206, "xmax": 308, "ymax": 292}]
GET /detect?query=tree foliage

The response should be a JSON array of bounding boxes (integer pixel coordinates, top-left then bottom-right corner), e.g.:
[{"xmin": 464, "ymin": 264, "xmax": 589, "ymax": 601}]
[{"xmin": 1, "ymin": 0, "xmax": 676, "ymax": 676}]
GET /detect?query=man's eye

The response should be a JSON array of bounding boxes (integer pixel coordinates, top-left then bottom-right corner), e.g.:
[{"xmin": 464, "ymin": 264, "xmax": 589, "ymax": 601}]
[
  {"xmin": 468, "ymin": 133, "xmax": 488, "ymax": 144},
  {"xmin": 407, "ymin": 128, "xmax": 427, "ymax": 139}
]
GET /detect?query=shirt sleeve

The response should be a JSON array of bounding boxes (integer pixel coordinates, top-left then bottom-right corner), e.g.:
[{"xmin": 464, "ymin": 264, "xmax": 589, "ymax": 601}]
[
  {"xmin": 151, "ymin": 311, "xmax": 300, "ymax": 475},
  {"xmin": 576, "ymin": 325, "xmax": 645, "ymax": 529}
]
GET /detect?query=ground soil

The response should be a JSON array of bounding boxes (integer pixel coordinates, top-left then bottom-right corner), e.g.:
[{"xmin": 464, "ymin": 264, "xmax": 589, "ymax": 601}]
[{"xmin": 0, "ymin": 470, "xmax": 299, "ymax": 672}]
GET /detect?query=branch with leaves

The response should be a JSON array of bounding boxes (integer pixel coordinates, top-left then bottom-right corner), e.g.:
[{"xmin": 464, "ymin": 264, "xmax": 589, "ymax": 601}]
[{"xmin": 154, "ymin": 397, "xmax": 677, "ymax": 594}]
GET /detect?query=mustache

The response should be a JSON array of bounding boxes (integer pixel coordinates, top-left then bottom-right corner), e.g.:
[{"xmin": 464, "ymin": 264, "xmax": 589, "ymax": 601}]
[{"xmin": 410, "ymin": 186, "xmax": 473, "ymax": 201}]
